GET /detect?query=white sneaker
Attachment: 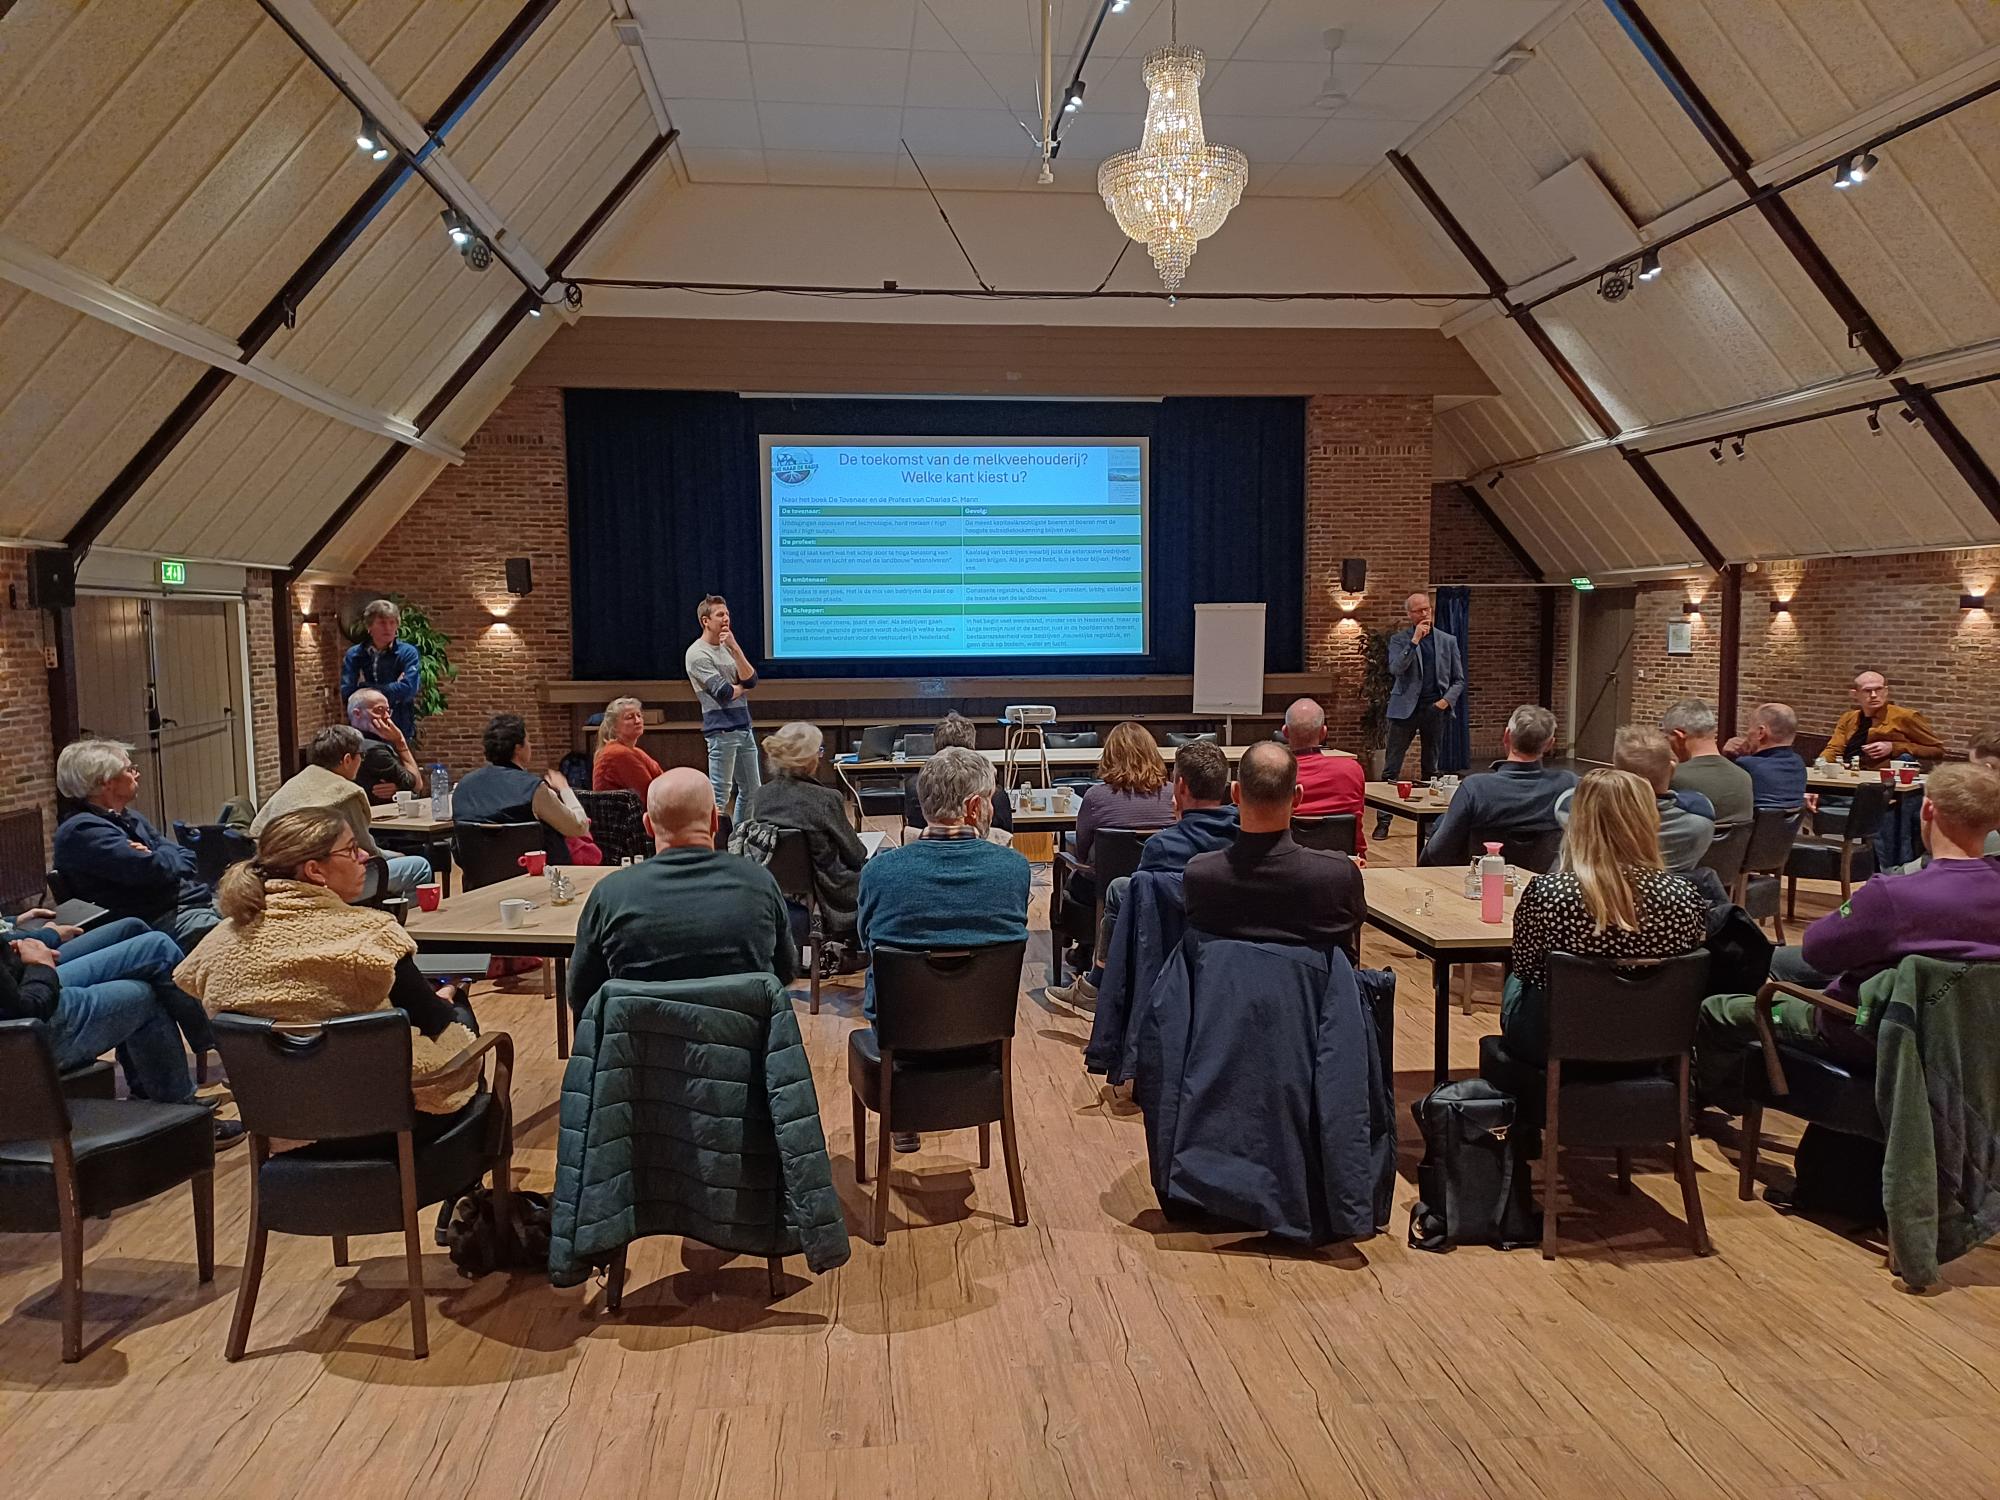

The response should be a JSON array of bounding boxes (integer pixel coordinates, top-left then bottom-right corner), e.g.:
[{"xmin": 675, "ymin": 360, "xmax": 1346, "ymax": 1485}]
[{"xmin": 1049, "ymin": 974, "xmax": 1097, "ymax": 1009}]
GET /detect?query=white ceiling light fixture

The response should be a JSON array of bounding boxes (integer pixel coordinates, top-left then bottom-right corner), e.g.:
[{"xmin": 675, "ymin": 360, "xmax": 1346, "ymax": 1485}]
[
  {"xmin": 1311, "ymin": 28, "xmax": 1348, "ymax": 112},
  {"xmin": 1096, "ymin": 1, "xmax": 1247, "ymax": 297}
]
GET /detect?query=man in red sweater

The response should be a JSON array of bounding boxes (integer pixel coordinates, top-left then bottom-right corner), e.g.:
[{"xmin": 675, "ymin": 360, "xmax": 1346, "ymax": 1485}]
[{"xmin": 1283, "ymin": 698, "xmax": 1367, "ymax": 859}]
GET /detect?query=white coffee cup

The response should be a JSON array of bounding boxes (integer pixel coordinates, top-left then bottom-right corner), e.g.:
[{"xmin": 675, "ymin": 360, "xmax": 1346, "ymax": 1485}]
[
  {"xmin": 498, "ymin": 898, "xmax": 534, "ymax": 929},
  {"xmin": 392, "ymin": 791, "xmax": 414, "ymax": 817}
]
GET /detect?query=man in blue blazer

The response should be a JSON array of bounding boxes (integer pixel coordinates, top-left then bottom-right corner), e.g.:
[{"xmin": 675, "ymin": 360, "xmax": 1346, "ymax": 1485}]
[{"xmin": 1374, "ymin": 591, "xmax": 1465, "ymax": 840}]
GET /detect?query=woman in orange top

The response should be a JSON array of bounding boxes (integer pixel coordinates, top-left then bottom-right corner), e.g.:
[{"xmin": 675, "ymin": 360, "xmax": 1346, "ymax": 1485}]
[{"xmin": 592, "ymin": 695, "xmax": 663, "ymax": 796}]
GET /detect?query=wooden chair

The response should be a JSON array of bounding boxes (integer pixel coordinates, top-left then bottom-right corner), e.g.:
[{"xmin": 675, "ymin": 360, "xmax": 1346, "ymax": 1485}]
[
  {"xmin": 0, "ymin": 1019, "xmax": 215, "ymax": 1362},
  {"xmin": 1734, "ymin": 805, "xmax": 1806, "ymax": 939},
  {"xmin": 1733, "ymin": 977, "xmax": 1879, "ymax": 1207},
  {"xmin": 1787, "ymin": 782, "xmax": 1886, "ymax": 912},
  {"xmin": 574, "ymin": 789, "xmax": 647, "ymax": 864},
  {"xmin": 848, "ymin": 942, "xmax": 1029, "ymax": 1244},
  {"xmin": 767, "ymin": 829, "xmax": 828, "ymax": 1015},
  {"xmin": 212, "ymin": 1012, "xmax": 513, "ymax": 1361},
  {"xmin": 1291, "ymin": 814, "xmax": 1358, "ymax": 855},
  {"xmin": 453, "ymin": 821, "xmax": 550, "ymax": 890},
  {"xmin": 1697, "ymin": 820, "xmax": 1751, "ymax": 892}
]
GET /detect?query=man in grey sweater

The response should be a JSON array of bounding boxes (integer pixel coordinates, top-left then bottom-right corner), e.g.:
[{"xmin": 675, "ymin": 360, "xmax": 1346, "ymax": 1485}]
[{"xmin": 684, "ymin": 594, "xmax": 762, "ymax": 823}]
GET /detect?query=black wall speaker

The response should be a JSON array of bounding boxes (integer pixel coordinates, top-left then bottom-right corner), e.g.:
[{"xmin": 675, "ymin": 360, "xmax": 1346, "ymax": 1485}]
[
  {"xmin": 505, "ymin": 557, "xmax": 533, "ymax": 596},
  {"xmin": 1339, "ymin": 557, "xmax": 1367, "ymax": 594},
  {"xmin": 27, "ymin": 550, "xmax": 76, "ymax": 610}
]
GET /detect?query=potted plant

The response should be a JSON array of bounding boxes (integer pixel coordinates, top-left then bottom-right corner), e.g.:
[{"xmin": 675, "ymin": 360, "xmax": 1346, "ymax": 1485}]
[{"xmin": 1358, "ymin": 629, "xmax": 1392, "ymax": 779}]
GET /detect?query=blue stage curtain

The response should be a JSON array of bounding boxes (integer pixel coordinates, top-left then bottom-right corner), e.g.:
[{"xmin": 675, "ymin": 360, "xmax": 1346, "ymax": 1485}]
[
  {"xmin": 1436, "ymin": 585, "xmax": 1472, "ymax": 772},
  {"xmin": 563, "ymin": 390, "xmax": 1305, "ymax": 680}
]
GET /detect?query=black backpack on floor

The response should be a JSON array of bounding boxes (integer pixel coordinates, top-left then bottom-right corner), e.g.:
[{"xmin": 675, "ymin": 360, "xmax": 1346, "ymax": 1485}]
[{"xmin": 1408, "ymin": 1080, "xmax": 1540, "ymax": 1251}]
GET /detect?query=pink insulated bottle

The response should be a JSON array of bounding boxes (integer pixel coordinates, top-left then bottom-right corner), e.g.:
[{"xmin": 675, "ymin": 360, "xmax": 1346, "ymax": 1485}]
[{"xmin": 1479, "ymin": 842, "xmax": 1505, "ymax": 924}]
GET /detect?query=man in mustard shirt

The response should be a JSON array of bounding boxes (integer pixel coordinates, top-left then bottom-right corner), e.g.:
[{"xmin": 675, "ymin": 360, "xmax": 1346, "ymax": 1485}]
[{"xmin": 1819, "ymin": 670, "xmax": 1944, "ymax": 767}]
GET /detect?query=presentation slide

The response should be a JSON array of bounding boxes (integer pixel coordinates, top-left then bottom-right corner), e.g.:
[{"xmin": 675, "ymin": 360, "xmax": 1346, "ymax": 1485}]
[{"xmin": 761, "ymin": 436, "xmax": 1148, "ymax": 660}]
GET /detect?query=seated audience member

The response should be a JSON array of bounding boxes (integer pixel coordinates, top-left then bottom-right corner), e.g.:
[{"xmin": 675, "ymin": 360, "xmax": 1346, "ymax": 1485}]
[
  {"xmin": 177, "ymin": 810, "xmax": 479, "ymax": 1133},
  {"xmin": 452, "ymin": 712, "xmax": 595, "ymax": 864},
  {"xmin": 902, "ymin": 711, "xmax": 1013, "ymax": 833},
  {"xmin": 1700, "ymin": 762, "xmax": 2000, "ymax": 1081},
  {"xmin": 857, "ymin": 747, "xmax": 1030, "ymax": 1151},
  {"xmin": 1819, "ymin": 669, "xmax": 1945, "ymax": 766},
  {"xmin": 1064, "ymin": 721, "xmax": 1176, "ymax": 968},
  {"xmin": 348, "ymin": 688, "xmax": 424, "ymax": 805},
  {"xmin": 250, "ymin": 726, "xmax": 430, "ymax": 895},
  {"xmin": 1662, "ymin": 697, "xmax": 1754, "ymax": 828},
  {"xmin": 0, "ymin": 918, "xmax": 236, "ymax": 1141},
  {"xmin": 568, "ymin": 768, "xmax": 798, "ymax": 1015},
  {"xmin": 748, "ymin": 721, "xmax": 866, "ymax": 937},
  {"xmin": 1182, "ymin": 741, "xmax": 1365, "ymax": 961},
  {"xmin": 339, "ymin": 598, "xmax": 422, "ymax": 742},
  {"xmin": 1500, "ymin": 768, "xmax": 1709, "ymax": 1063},
  {"xmin": 1419, "ymin": 706, "xmax": 1576, "ymax": 868},
  {"xmin": 1976, "ymin": 730, "xmax": 2000, "ymax": 857},
  {"xmin": 1558, "ymin": 726, "xmax": 1717, "ymax": 875},
  {"xmin": 1723, "ymin": 701, "xmax": 1810, "ymax": 810},
  {"xmin": 1049, "ymin": 738, "xmax": 1238, "ymax": 1007},
  {"xmin": 53, "ymin": 739, "xmax": 221, "ymax": 953},
  {"xmin": 592, "ymin": 695, "xmax": 663, "ymax": 798},
  {"xmin": 1281, "ymin": 696, "xmax": 1368, "ymax": 856}
]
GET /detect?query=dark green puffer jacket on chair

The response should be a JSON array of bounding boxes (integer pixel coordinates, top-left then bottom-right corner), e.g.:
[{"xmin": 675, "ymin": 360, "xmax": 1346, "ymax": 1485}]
[{"xmin": 549, "ymin": 974, "xmax": 851, "ymax": 1285}]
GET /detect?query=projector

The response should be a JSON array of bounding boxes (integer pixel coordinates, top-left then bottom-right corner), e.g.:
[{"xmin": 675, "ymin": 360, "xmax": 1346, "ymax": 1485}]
[{"xmin": 1004, "ymin": 705, "xmax": 1057, "ymax": 725}]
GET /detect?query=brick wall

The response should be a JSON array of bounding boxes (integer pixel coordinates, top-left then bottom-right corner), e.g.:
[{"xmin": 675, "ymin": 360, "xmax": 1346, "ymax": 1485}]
[
  {"xmin": 1629, "ymin": 579, "xmax": 1722, "ymax": 730},
  {"xmin": 1740, "ymin": 549, "xmax": 1999, "ymax": 754},
  {"xmin": 0, "ymin": 550, "xmax": 57, "ymax": 859},
  {"xmin": 244, "ymin": 569, "xmax": 283, "ymax": 801},
  {"xmin": 1550, "ymin": 588, "xmax": 1575, "ymax": 754},
  {"xmin": 1430, "ymin": 481, "xmax": 1545, "ymax": 753},
  {"xmin": 311, "ymin": 387, "xmax": 574, "ymax": 776},
  {"xmin": 1303, "ymin": 396, "xmax": 1434, "ymax": 749}
]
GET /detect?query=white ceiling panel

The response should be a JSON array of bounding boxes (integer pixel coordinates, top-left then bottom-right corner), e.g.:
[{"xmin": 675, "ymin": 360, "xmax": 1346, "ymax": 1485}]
[
  {"xmin": 740, "ymin": 0, "xmax": 917, "ymax": 50},
  {"xmin": 750, "ymin": 42, "xmax": 912, "ymax": 106},
  {"xmin": 755, "ymin": 101, "xmax": 905, "ymax": 153},
  {"xmin": 650, "ymin": 38, "xmax": 755, "ymax": 99}
]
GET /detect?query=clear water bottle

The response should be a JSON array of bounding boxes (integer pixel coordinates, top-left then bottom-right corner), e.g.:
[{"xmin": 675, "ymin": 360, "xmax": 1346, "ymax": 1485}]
[{"xmin": 429, "ymin": 763, "xmax": 450, "ymax": 819}]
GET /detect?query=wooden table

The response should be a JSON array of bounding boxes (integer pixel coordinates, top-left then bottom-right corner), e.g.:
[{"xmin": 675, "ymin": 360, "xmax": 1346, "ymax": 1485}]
[
  {"xmin": 1011, "ymin": 797, "xmax": 1082, "ymax": 984},
  {"xmin": 1363, "ymin": 779, "xmax": 1455, "ymax": 854},
  {"xmin": 1363, "ymin": 863, "xmax": 1520, "ymax": 1084},
  {"xmin": 1806, "ymin": 765, "xmax": 1925, "ymax": 797},
  {"xmin": 404, "ymin": 865, "xmax": 620, "ymax": 1058},
  {"xmin": 369, "ymin": 802, "xmax": 457, "ymax": 896}
]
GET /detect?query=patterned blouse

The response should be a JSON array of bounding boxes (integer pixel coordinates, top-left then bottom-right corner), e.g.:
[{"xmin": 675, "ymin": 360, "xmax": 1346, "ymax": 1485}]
[{"xmin": 1510, "ymin": 867, "xmax": 1708, "ymax": 990}]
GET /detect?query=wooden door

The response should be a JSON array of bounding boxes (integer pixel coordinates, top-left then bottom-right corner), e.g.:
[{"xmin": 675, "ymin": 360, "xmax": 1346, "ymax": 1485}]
[
  {"xmin": 1573, "ymin": 588, "xmax": 1635, "ymax": 765},
  {"xmin": 152, "ymin": 597, "xmax": 249, "ymax": 827}
]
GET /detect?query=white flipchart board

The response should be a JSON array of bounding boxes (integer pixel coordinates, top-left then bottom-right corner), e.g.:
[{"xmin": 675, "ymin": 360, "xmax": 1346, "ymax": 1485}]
[{"xmin": 1192, "ymin": 603, "xmax": 1266, "ymax": 717}]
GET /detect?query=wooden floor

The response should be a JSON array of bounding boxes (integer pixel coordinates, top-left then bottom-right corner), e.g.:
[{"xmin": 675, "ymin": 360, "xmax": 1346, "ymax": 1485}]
[{"xmin": 6, "ymin": 827, "xmax": 2000, "ymax": 1499}]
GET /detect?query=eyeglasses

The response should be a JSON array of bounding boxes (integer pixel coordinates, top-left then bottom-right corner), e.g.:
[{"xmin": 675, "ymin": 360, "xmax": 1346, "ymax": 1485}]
[{"xmin": 325, "ymin": 844, "xmax": 372, "ymax": 866}]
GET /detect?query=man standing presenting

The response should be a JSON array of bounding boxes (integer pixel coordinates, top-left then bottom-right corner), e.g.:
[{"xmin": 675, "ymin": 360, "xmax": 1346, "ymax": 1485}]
[
  {"xmin": 685, "ymin": 594, "xmax": 761, "ymax": 823},
  {"xmin": 340, "ymin": 599, "xmax": 423, "ymax": 743},
  {"xmin": 1375, "ymin": 592, "xmax": 1465, "ymax": 841}
]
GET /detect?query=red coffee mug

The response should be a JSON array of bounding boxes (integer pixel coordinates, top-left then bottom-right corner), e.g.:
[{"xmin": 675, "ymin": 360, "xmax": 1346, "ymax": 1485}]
[
  {"xmin": 415, "ymin": 883, "xmax": 441, "ymax": 912},
  {"xmin": 1898, "ymin": 766, "xmax": 1917, "ymax": 785},
  {"xmin": 1878, "ymin": 767, "xmax": 1894, "ymax": 784},
  {"xmin": 518, "ymin": 851, "xmax": 547, "ymax": 876},
  {"xmin": 1396, "ymin": 781, "xmax": 1412, "ymax": 799}
]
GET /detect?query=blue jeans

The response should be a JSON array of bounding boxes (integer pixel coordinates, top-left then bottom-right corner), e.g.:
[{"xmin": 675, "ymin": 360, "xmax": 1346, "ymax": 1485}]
[
  {"xmin": 45, "ymin": 920, "xmax": 199, "ymax": 1102},
  {"xmin": 706, "ymin": 728, "xmax": 762, "ymax": 823},
  {"xmin": 360, "ymin": 854, "xmax": 433, "ymax": 901},
  {"xmin": 159, "ymin": 901, "xmax": 222, "ymax": 956},
  {"xmin": 56, "ymin": 918, "xmax": 214, "ymax": 1056}
]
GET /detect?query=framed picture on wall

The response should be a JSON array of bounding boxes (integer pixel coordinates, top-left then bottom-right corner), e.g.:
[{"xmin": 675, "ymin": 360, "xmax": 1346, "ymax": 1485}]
[{"xmin": 1666, "ymin": 621, "xmax": 1693, "ymax": 656}]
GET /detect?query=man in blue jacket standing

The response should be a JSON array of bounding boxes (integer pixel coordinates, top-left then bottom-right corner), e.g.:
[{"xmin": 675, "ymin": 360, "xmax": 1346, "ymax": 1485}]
[
  {"xmin": 340, "ymin": 598, "xmax": 423, "ymax": 742},
  {"xmin": 1374, "ymin": 591, "xmax": 1465, "ymax": 841}
]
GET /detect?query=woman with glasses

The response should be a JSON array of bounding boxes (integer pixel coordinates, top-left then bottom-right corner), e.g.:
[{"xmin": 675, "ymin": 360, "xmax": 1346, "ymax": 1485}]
[{"xmin": 175, "ymin": 809, "xmax": 481, "ymax": 1131}]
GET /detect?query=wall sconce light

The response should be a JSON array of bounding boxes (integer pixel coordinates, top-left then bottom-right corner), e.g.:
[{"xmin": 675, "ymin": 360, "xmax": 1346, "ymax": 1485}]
[
  {"xmin": 1964, "ymin": 593, "xmax": 1988, "ymax": 611},
  {"xmin": 1682, "ymin": 600, "xmax": 1701, "ymax": 616},
  {"xmin": 1769, "ymin": 599, "xmax": 1789, "ymax": 614},
  {"xmin": 298, "ymin": 610, "xmax": 320, "ymax": 624},
  {"xmin": 1337, "ymin": 596, "xmax": 1360, "ymax": 614}
]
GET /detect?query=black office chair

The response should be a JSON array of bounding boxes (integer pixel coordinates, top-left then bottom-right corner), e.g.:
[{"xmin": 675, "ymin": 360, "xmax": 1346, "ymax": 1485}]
[
  {"xmin": 1047, "ymin": 731, "xmax": 1101, "ymax": 750},
  {"xmin": 1059, "ymin": 827, "xmax": 1156, "ymax": 958},
  {"xmin": 1291, "ymin": 814, "xmax": 1358, "ymax": 855},
  {"xmin": 1166, "ymin": 731, "xmax": 1219, "ymax": 747},
  {"xmin": 1697, "ymin": 821, "xmax": 1751, "ymax": 892},
  {"xmin": 767, "ymin": 830, "xmax": 828, "ymax": 1015},
  {"xmin": 453, "ymin": 822, "xmax": 549, "ymax": 891},
  {"xmin": 1478, "ymin": 951, "xmax": 1714, "ymax": 1259},
  {"xmin": 1787, "ymin": 782, "xmax": 1886, "ymax": 912},
  {"xmin": 212, "ymin": 1011, "xmax": 513, "ymax": 1361},
  {"xmin": 173, "ymin": 822, "xmax": 256, "ymax": 889},
  {"xmin": 847, "ymin": 941, "xmax": 1028, "ymax": 1244},
  {"xmin": 0, "ymin": 1019, "xmax": 215, "ymax": 1362},
  {"xmin": 575, "ymin": 789, "xmax": 647, "ymax": 864},
  {"xmin": 1735, "ymin": 805, "xmax": 1806, "ymax": 938},
  {"xmin": 1471, "ymin": 826, "xmax": 1564, "ymax": 874}
]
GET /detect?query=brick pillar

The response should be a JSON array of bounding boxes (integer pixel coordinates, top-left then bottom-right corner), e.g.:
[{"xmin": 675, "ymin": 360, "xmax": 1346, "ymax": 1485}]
[
  {"xmin": 243, "ymin": 570, "xmax": 284, "ymax": 800},
  {"xmin": 1303, "ymin": 396, "xmax": 1433, "ymax": 750},
  {"xmin": 0, "ymin": 549, "xmax": 58, "ymax": 858}
]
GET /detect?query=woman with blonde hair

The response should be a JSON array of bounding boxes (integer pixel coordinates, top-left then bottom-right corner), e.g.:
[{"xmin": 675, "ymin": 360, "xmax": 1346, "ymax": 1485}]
[
  {"xmin": 592, "ymin": 695, "xmax": 662, "ymax": 797},
  {"xmin": 1499, "ymin": 767, "xmax": 1708, "ymax": 1062},
  {"xmin": 175, "ymin": 809, "xmax": 483, "ymax": 1126},
  {"xmin": 745, "ymin": 721, "xmax": 866, "ymax": 937}
]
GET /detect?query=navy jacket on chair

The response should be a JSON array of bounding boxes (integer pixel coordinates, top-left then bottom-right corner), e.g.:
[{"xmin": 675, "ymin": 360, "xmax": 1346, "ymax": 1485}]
[{"xmin": 1085, "ymin": 869, "xmax": 1187, "ymax": 1085}]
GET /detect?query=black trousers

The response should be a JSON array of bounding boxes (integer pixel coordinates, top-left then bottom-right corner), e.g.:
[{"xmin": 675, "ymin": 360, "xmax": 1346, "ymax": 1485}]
[{"xmin": 1376, "ymin": 706, "xmax": 1448, "ymax": 833}]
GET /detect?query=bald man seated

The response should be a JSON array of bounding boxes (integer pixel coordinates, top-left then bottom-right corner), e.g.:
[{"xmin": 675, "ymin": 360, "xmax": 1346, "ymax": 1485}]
[
  {"xmin": 566, "ymin": 767, "xmax": 798, "ymax": 1017},
  {"xmin": 1281, "ymin": 697, "xmax": 1368, "ymax": 857}
]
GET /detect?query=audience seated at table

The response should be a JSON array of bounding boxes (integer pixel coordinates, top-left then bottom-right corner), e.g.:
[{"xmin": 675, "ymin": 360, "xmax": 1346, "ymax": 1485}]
[
  {"xmin": 251, "ymin": 726, "xmax": 431, "ymax": 895},
  {"xmin": 1, "ymin": 914, "xmax": 238, "ymax": 1143},
  {"xmin": 1818, "ymin": 670, "xmax": 1944, "ymax": 766},
  {"xmin": 1418, "ymin": 705, "xmax": 1575, "ymax": 868},
  {"xmin": 1662, "ymin": 697, "xmax": 1755, "ymax": 827},
  {"xmin": 1182, "ymin": 741, "xmax": 1364, "ymax": 962},
  {"xmin": 747, "ymin": 721, "xmax": 866, "ymax": 938},
  {"xmin": 568, "ymin": 768, "xmax": 798, "ymax": 1017},
  {"xmin": 1558, "ymin": 726, "xmax": 1720, "ymax": 886},
  {"xmin": 53, "ymin": 739, "xmax": 223, "ymax": 954},
  {"xmin": 1698, "ymin": 761, "xmax": 2000, "ymax": 1085},
  {"xmin": 1281, "ymin": 696, "xmax": 1367, "ymax": 856},
  {"xmin": 176, "ymin": 809, "xmax": 481, "ymax": 1137},
  {"xmin": 1500, "ymin": 768, "xmax": 1709, "ymax": 1063},
  {"xmin": 902, "ymin": 711, "xmax": 1013, "ymax": 834},
  {"xmin": 1062, "ymin": 720, "xmax": 1175, "ymax": 971},
  {"xmin": 591, "ymin": 695, "xmax": 663, "ymax": 798},
  {"xmin": 1722, "ymin": 701, "xmax": 1810, "ymax": 810},
  {"xmin": 348, "ymin": 688, "xmax": 425, "ymax": 805},
  {"xmin": 453, "ymin": 712, "xmax": 598, "ymax": 865},
  {"xmin": 1049, "ymin": 737, "xmax": 1237, "ymax": 1009}
]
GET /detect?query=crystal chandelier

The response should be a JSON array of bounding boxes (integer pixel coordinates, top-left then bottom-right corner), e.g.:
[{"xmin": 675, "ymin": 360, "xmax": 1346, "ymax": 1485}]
[{"xmin": 1096, "ymin": 43, "xmax": 1247, "ymax": 294}]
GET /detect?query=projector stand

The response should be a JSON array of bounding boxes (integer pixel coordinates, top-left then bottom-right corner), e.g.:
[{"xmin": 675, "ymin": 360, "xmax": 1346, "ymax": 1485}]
[{"xmin": 1002, "ymin": 723, "xmax": 1050, "ymax": 790}]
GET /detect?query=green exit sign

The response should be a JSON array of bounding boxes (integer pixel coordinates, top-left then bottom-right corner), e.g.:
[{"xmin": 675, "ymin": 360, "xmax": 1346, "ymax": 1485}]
[
  {"xmin": 159, "ymin": 559, "xmax": 187, "ymax": 586},
  {"xmin": 1570, "ymin": 576, "xmax": 1595, "ymax": 592}
]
